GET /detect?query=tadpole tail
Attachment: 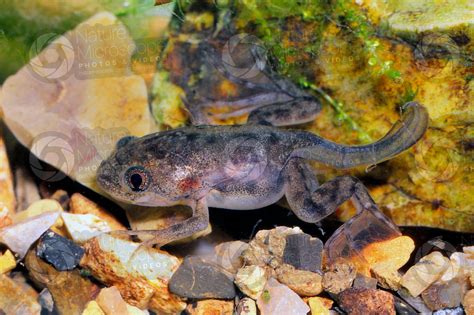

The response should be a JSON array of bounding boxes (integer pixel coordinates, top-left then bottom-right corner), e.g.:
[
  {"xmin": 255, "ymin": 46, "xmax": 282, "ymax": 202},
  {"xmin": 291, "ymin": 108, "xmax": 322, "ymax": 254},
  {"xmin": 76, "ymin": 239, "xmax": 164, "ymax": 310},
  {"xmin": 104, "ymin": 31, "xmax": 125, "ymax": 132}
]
[{"xmin": 292, "ymin": 102, "xmax": 429, "ymax": 168}]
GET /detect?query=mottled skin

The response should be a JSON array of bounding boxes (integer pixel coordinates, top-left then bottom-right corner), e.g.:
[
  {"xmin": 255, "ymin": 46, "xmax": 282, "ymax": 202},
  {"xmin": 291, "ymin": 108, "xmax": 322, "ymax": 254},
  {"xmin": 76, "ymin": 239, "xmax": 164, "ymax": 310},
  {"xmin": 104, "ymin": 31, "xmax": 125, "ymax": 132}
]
[{"xmin": 97, "ymin": 102, "xmax": 428, "ymax": 247}]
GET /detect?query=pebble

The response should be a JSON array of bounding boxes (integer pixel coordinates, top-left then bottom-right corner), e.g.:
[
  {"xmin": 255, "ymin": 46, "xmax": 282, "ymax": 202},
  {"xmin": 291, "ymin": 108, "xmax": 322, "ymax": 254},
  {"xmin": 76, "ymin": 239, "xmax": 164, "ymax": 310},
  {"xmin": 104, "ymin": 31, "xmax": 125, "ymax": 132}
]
[
  {"xmin": 80, "ymin": 233, "xmax": 184, "ymax": 313},
  {"xmin": 421, "ymin": 276, "xmax": 469, "ymax": 310},
  {"xmin": 401, "ymin": 251, "xmax": 450, "ymax": 297},
  {"xmin": 212, "ymin": 240, "xmax": 249, "ymax": 274},
  {"xmin": 38, "ymin": 288, "xmax": 54, "ymax": 313},
  {"xmin": 275, "ymin": 263, "xmax": 323, "ymax": 296},
  {"xmin": 322, "ymin": 262, "xmax": 357, "ymax": 294},
  {"xmin": 307, "ymin": 296, "xmax": 333, "ymax": 315},
  {"xmin": 463, "ymin": 289, "xmax": 474, "ymax": 315},
  {"xmin": 69, "ymin": 193, "xmax": 126, "ymax": 231},
  {"xmin": 236, "ymin": 297, "xmax": 257, "ymax": 315},
  {"xmin": 0, "ymin": 211, "xmax": 60, "ymax": 258},
  {"xmin": 0, "ymin": 273, "xmax": 41, "ymax": 315},
  {"xmin": 340, "ymin": 288, "xmax": 396, "ymax": 315},
  {"xmin": 25, "ymin": 250, "xmax": 99, "ymax": 315},
  {"xmin": 242, "ymin": 226, "xmax": 304, "ymax": 268},
  {"xmin": 440, "ymin": 252, "xmax": 474, "ymax": 282},
  {"xmin": 186, "ymin": 299, "xmax": 234, "ymax": 315},
  {"xmin": 169, "ymin": 256, "xmax": 236, "ymax": 299},
  {"xmin": 353, "ymin": 274, "xmax": 378, "ymax": 289},
  {"xmin": 256, "ymin": 278, "xmax": 310, "ymax": 315},
  {"xmin": 96, "ymin": 286, "xmax": 129, "ymax": 315},
  {"xmin": 0, "ymin": 249, "xmax": 16, "ymax": 274},
  {"xmin": 36, "ymin": 230, "xmax": 84, "ymax": 271},
  {"xmin": 433, "ymin": 306, "xmax": 465, "ymax": 315},
  {"xmin": 372, "ymin": 265, "xmax": 401, "ymax": 290},
  {"xmin": 235, "ymin": 265, "xmax": 269, "ymax": 299},
  {"xmin": 61, "ymin": 212, "xmax": 112, "ymax": 243},
  {"xmin": 283, "ymin": 233, "xmax": 323, "ymax": 273},
  {"xmin": 83, "ymin": 300, "xmax": 106, "ymax": 315}
]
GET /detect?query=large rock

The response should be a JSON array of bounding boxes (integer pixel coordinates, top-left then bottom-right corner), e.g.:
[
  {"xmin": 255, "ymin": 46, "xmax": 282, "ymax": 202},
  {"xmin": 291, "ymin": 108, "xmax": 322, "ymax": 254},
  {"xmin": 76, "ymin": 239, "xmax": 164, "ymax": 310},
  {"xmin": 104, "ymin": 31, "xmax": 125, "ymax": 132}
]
[
  {"xmin": 0, "ymin": 273, "xmax": 41, "ymax": 314},
  {"xmin": 0, "ymin": 12, "xmax": 154, "ymax": 192}
]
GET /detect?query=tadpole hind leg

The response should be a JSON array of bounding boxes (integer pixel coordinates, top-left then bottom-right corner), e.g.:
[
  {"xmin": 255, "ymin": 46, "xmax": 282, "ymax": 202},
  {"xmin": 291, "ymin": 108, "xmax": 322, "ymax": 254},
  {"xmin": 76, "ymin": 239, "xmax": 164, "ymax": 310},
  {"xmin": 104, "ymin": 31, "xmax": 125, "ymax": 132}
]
[
  {"xmin": 283, "ymin": 158, "xmax": 397, "ymax": 232},
  {"xmin": 108, "ymin": 199, "xmax": 209, "ymax": 261}
]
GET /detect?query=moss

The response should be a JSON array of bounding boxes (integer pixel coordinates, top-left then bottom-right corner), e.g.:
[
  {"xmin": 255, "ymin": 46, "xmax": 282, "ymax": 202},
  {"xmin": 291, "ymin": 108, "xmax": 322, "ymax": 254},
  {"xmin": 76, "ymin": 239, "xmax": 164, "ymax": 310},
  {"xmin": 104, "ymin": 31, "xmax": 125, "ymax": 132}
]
[{"xmin": 151, "ymin": 71, "xmax": 187, "ymax": 128}]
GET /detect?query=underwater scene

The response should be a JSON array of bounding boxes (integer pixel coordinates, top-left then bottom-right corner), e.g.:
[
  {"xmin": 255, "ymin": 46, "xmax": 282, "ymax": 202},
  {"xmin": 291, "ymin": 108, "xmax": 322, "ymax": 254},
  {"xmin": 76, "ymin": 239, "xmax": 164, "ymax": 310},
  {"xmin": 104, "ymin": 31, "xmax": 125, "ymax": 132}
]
[{"xmin": 0, "ymin": 0, "xmax": 472, "ymax": 314}]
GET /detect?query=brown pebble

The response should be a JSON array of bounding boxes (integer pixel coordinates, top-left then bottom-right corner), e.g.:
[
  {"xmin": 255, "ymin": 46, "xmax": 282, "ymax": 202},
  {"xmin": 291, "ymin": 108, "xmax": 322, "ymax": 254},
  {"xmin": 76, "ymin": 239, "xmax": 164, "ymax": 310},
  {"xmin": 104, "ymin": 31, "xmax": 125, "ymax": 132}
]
[{"xmin": 340, "ymin": 288, "xmax": 395, "ymax": 315}]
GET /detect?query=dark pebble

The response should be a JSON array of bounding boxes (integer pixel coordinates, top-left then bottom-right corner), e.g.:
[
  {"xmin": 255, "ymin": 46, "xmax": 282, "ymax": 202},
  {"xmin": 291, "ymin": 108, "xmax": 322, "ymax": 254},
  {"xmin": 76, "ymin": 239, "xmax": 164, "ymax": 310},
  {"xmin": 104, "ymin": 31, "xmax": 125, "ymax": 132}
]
[
  {"xmin": 283, "ymin": 233, "xmax": 323, "ymax": 273},
  {"xmin": 169, "ymin": 256, "xmax": 236, "ymax": 299},
  {"xmin": 36, "ymin": 230, "xmax": 84, "ymax": 271}
]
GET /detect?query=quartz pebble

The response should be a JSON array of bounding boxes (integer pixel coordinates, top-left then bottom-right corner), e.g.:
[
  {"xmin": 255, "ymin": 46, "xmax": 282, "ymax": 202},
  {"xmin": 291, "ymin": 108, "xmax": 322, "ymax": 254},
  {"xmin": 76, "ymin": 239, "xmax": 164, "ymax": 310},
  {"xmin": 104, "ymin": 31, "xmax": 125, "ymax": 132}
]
[
  {"xmin": 236, "ymin": 297, "xmax": 257, "ymax": 315},
  {"xmin": 96, "ymin": 287, "xmax": 129, "ymax": 315},
  {"xmin": 275, "ymin": 263, "xmax": 323, "ymax": 296},
  {"xmin": 0, "ymin": 211, "xmax": 60, "ymax": 258},
  {"xmin": 212, "ymin": 240, "xmax": 248, "ymax": 274},
  {"xmin": 169, "ymin": 256, "xmax": 236, "ymax": 299},
  {"xmin": 235, "ymin": 265, "xmax": 269, "ymax": 299},
  {"xmin": 401, "ymin": 251, "xmax": 450, "ymax": 297},
  {"xmin": 62, "ymin": 212, "xmax": 112, "ymax": 243},
  {"xmin": 372, "ymin": 265, "xmax": 401, "ymax": 290},
  {"xmin": 256, "ymin": 278, "xmax": 310, "ymax": 315},
  {"xmin": 185, "ymin": 299, "xmax": 234, "ymax": 315},
  {"xmin": 421, "ymin": 276, "xmax": 469, "ymax": 311},
  {"xmin": 283, "ymin": 233, "xmax": 323, "ymax": 273},
  {"xmin": 322, "ymin": 262, "xmax": 357, "ymax": 294},
  {"xmin": 340, "ymin": 288, "xmax": 396, "ymax": 315},
  {"xmin": 36, "ymin": 230, "xmax": 84, "ymax": 271}
]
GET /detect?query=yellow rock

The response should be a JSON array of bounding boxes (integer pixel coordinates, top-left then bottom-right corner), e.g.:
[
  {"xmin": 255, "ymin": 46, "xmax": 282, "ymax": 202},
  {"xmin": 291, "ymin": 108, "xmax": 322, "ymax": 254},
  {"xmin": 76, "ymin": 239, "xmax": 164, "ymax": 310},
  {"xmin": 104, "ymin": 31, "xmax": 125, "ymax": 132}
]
[
  {"xmin": 0, "ymin": 133, "xmax": 15, "ymax": 227},
  {"xmin": 307, "ymin": 296, "xmax": 333, "ymax": 315},
  {"xmin": 349, "ymin": 235, "xmax": 415, "ymax": 277},
  {"xmin": 82, "ymin": 301, "xmax": 105, "ymax": 315},
  {"xmin": 0, "ymin": 274, "xmax": 41, "ymax": 314},
  {"xmin": 0, "ymin": 250, "xmax": 16, "ymax": 274},
  {"xmin": 235, "ymin": 265, "xmax": 269, "ymax": 299}
]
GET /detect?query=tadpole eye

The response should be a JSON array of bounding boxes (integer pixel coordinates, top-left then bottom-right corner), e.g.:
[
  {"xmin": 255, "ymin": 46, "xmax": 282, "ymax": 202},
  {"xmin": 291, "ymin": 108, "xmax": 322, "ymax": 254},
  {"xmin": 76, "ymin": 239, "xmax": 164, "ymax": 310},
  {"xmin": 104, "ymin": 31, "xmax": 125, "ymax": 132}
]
[{"xmin": 124, "ymin": 166, "xmax": 151, "ymax": 192}]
